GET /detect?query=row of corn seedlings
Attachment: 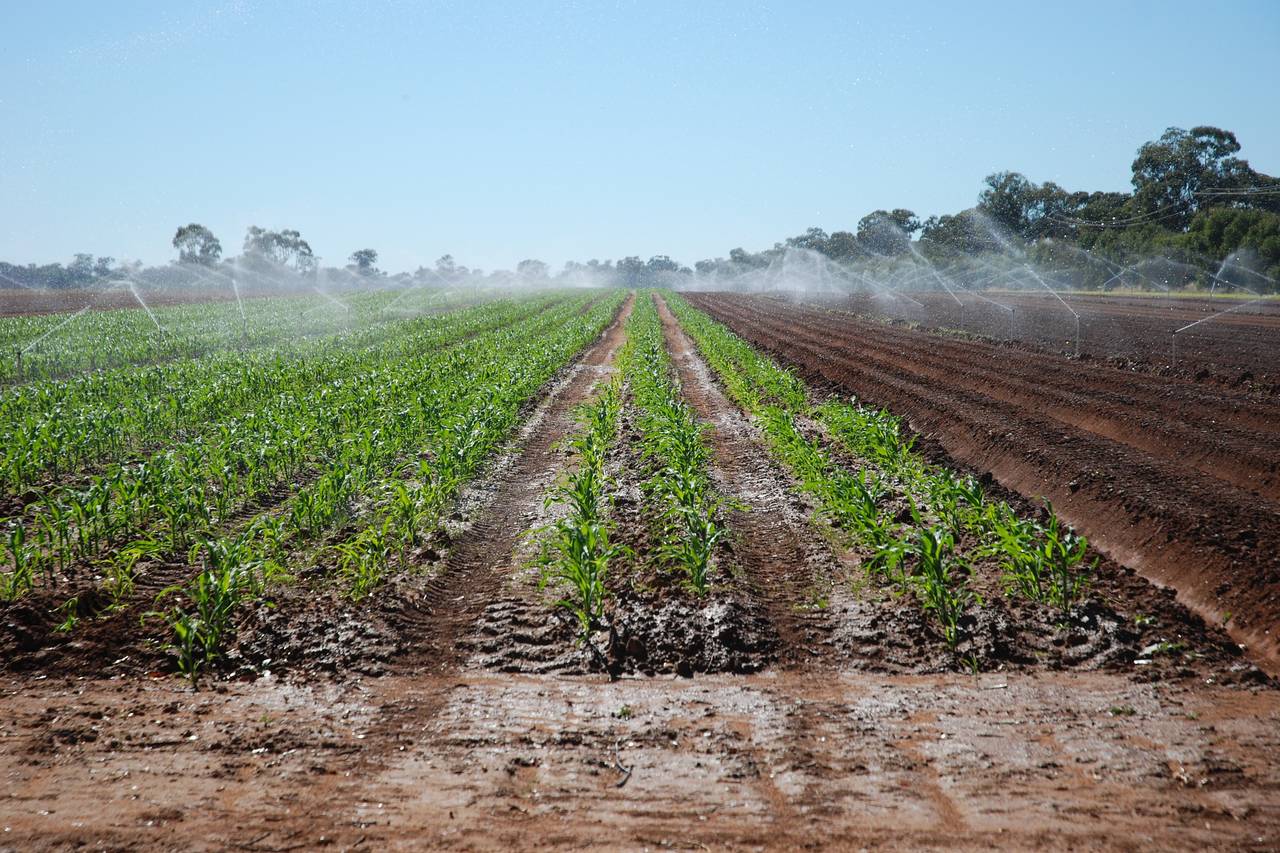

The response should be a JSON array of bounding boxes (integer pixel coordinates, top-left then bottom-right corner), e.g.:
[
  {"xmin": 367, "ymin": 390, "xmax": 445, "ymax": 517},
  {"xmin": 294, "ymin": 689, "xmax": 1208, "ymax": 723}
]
[
  {"xmin": 538, "ymin": 377, "xmax": 624, "ymax": 640},
  {"xmin": 152, "ymin": 293, "xmax": 625, "ymax": 684},
  {"xmin": 665, "ymin": 292, "xmax": 1094, "ymax": 655},
  {"xmin": 0, "ymin": 295, "xmax": 603, "ymax": 603},
  {"xmin": 0, "ymin": 296, "xmax": 560, "ymax": 493},
  {"xmin": 322, "ymin": 292, "xmax": 625, "ymax": 599},
  {"xmin": 617, "ymin": 294, "xmax": 725, "ymax": 594}
]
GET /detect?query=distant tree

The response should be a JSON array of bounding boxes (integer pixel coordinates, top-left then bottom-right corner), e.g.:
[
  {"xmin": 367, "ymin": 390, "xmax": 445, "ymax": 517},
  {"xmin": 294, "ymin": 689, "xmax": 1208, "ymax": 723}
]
[
  {"xmin": 1181, "ymin": 207, "xmax": 1280, "ymax": 289},
  {"xmin": 728, "ymin": 247, "xmax": 769, "ymax": 270},
  {"xmin": 349, "ymin": 248, "xmax": 379, "ymax": 275},
  {"xmin": 516, "ymin": 259, "xmax": 549, "ymax": 278},
  {"xmin": 977, "ymin": 173, "xmax": 1075, "ymax": 241},
  {"xmin": 825, "ymin": 231, "xmax": 860, "ymax": 260},
  {"xmin": 173, "ymin": 223, "xmax": 223, "ymax": 265},
  {"xmin": 243, "ymin": 226, "xmax": 314, "ymax": 273},
  {"xmin": 1130, "ymin": 126, "xmax": 1255, "ymax": 228},
  {"xmin": 93, "ymin": 256, "xmax": 115, "ymax": 278},
  {"xmin": 616, "ymin": 256, "xmax": 645, "ymax": 286},
  {"xmin": 918, "ymin": 210, "xmax": 1001, "ymax": 258},
  {"xmin": 887, "ymin": 209, "xmax": 922, "ymax": 237},
  {"xmin": 435, "ymin": 254, "xmax": 459, "ymax": 278},
  {"xmin": 785, "ymin": 227, "xmax": 831, "ymax": 256},
  {"xmin": 69, "ymin": 253, "xmax": 96, "ymax": 281},
  {"xmin": 856, "ymin": 210, "xmax": 912, "ymax": 256}
]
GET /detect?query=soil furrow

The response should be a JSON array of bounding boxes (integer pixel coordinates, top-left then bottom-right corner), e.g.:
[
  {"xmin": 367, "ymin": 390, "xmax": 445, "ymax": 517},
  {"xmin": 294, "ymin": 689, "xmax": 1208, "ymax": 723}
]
[
  {"xmin": 654, "ymin": 294, "xmax": 839, "ymax": 667},
  {"xmin": 385, "ymin": 294, "xmax": 635, "ymax": 675},
  {"xmin": 689, "ymin": 292, "xmax": 1280, "ymax": 674},
  {"xmin": 707, "ymin": 297, "xmax": 1280, "ymax": 498}
]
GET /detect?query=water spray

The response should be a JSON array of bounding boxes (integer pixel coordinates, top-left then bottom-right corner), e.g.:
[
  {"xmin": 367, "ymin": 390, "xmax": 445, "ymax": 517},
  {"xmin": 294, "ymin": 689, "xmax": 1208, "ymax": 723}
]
[
  {"xmin": 1171, "ymin": 295, "xmax": 1269, "ymax": 368},
  {"xmin": 126, "ymin": 280, "xmax": 166, "ymax": 334},
  {"xmin": 1021, "ymin": 265, "xmax": 1081, "ymax": 357}
]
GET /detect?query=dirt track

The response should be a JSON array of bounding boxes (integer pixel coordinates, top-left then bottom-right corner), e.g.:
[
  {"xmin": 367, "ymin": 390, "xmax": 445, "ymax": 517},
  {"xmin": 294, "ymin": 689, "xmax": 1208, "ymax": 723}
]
[
  {"xmin": 2, "ymin": 292, "xmax": 1279, "ymax": 850},
  {"xmin": 686, "ymin": 292, "xmax": 1280, "ymax": 673}
]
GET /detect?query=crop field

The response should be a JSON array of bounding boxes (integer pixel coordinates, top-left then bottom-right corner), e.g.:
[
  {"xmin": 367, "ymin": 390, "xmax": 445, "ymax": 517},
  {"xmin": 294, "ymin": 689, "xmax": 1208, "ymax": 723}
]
[{"xmin": 2, "ymin": 289, "xmax": 1278, "ymax": 849}]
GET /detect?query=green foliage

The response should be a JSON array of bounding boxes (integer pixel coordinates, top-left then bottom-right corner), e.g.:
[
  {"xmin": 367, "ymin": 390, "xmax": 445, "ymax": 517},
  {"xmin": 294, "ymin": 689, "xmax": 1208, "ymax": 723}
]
[
  {"xmin": 908, "ymin": 527, "xmax": 973, "ymax": 649},
  {"xmin": 993, "ymin": 501, "xmax": 1094, "ymax": 611},
  {"xmin": 540, "ymin": 379, "xmax": 625, "ymax": 637},
  {"xmin": 621, "ymin": 296, "xmax": 725, "ymax": 593}
]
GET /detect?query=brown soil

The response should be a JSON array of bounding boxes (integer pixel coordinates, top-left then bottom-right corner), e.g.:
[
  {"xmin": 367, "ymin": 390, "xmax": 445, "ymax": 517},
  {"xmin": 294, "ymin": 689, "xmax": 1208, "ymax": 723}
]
[
  {"xmin": 685, "ymin": 292, "xmax": 1280, "ymax": 674},
  {"xmin": 800, "ymin": 290, "xmax": 1280, "ymax": 391},
  {"xmin": 2, "ymin": 670, "xmax": 1277, "ymax": 850},
  {"xmin": 2, "ymin": 291, "xmax": 1279, "ymax": 850}
]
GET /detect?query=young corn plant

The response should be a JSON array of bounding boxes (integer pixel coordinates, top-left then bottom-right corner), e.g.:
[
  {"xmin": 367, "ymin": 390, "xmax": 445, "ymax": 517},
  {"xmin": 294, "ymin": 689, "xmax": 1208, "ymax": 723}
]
[
  {"xmin": 336, "ymin": 517, "xmax": 395, "ymax": 601},
  {"xmin": 1, "ymin": 523, "xmax": 36, "ymax": 601},
  {"xmin": 909, "ymin": 527, "xmax": 974, "ymax": 650},
  {"xmin": 154, "ymin": 532, "xmax": 263, "ymax": 688},
  {"xmin": 998, "ymin": 501, "xmax": 1094, "ymax": 612},
  {"xmin": 624, "ymin": 297, "xmax": 725, "ymax": 594},
  {"xmin": 540, "ymin": 380, "xmax": 625, "ymax": 639}
]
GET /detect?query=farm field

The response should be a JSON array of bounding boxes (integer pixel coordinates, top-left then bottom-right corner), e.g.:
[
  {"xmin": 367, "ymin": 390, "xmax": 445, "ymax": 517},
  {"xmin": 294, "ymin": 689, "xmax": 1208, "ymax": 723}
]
[
  {"xmin": 794, "ymin": 290, "xmax": 1280, "ymax": 389},
  {"xmin": 687, "ymin": 291, "xmax": 1280, "ymax": 671},
  {"xmin": 2, "ymin": 289, "xmax": 1278, "ymax": 850}
]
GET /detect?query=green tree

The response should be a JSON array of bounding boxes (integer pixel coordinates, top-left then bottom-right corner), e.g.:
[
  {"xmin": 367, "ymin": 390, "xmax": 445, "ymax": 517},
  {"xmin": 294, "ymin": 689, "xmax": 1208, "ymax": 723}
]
[
  {"xmin": 1130, "ymin": 126, "xmax": 1254, "ymax": 228},
  {"xmin": 349, "ymin": 248, "xmax": 379, "ymax": 274},
  {"xmin": 857, "ymin": 210, "xmax": 913, "ymax": 256},
  {"xmin": 1181, "ymin": 208, "xmax": 1280, "ymax": 290},
  {"xmin": 243, "ymin": 226, "xmax": 314, "ymax": 273},
  {"xmin": 173, "ymin": 223, "xmax": 223, "ymax": 265},
  {"xmin": 516, "ymin": 259, "xmax": 549, "ymax": 278}
]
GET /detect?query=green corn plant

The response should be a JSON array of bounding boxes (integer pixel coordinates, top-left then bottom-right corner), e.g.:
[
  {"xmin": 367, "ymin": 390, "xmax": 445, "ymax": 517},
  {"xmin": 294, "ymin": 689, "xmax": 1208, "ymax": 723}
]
[
  {"xmin": 540, "ymin": 515, "xmax": 625, "ymax": 637},
  {"xmin": 336, "ymin": 517, "xmax": 395, "ymax": 601},
  {"xmin": 909, "ymin": 527, "xmax": 973, "ymax": 650},
  {"xmin": 996, "ymin": 501, "xmax": 1093, "ymax": 612},
  {"xmin": 154, "ymin": 535, "xmax": 261, "ymax": 688},
  {"xmin": 104, "ymin": 535, "xmax": 165, "ymax": 607},
  {"xmin": 540, "ymin": 378, "xmax": 624, "ymax": 637},
  {"xmin": 623, "ymin": 298, "xmax": 725, "ymax": 593},
  {"xmin": 1, "ymin": 523, "xmax": 35, "ymax": 601}
]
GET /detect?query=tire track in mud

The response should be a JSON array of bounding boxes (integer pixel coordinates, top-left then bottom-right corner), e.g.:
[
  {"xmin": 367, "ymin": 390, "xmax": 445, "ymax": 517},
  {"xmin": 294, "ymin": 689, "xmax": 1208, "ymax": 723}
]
[
  {"xmin": 386, "ymin": 294, "xmax": 635, "ymax": 674},
  {"xmin": 654, "ymin": 294, "xmax": 839, "ymax": 668},
  {"xmin": 689, "ymin": 293, "xmax": 1280, "ymax": 674}
]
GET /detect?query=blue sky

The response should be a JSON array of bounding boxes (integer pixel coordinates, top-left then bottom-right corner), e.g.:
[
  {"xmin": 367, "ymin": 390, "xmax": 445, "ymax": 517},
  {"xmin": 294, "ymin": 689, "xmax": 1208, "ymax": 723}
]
[{"xmin": 2, "ymin": 0, "xmax": 1277, "ymax": 273}]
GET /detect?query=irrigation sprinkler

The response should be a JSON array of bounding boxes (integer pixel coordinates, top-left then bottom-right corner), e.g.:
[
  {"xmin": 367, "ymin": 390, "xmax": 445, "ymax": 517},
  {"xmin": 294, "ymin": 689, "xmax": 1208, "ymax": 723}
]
[
  {"xmin": 1171, "ymin": 295, "xmax": 1269, "ymax": 369},
  {"xmin": 1023, "ymin": 264, "xmax": 1081, "ymax": 357}
]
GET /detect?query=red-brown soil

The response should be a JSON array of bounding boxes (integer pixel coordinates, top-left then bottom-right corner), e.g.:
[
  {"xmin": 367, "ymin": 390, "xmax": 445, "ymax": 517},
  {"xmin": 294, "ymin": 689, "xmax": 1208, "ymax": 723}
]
[
  {"xmin": 798, "ymin": 291, "xmax": 1280, "ymax": 391},
  {"xmin": 4, "ymin": 669, "xmax": 1277, "ymax": 851},
  {"xmin": 685, "ymin": 292, "xmax": 1280, "ymax": 674}
]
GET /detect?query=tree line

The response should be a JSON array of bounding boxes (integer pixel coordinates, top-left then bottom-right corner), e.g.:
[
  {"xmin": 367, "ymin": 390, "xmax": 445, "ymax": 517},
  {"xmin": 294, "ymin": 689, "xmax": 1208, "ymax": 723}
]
[{"xmin": 3, "ymin": 124, "xmax": 1276, "ymax": 292}]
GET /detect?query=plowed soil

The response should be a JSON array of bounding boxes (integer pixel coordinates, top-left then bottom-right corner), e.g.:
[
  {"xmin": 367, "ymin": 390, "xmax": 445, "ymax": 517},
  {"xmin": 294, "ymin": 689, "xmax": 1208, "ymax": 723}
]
[
  {"xmin": 2, "ymin": 292, "xmax": 1279, "ymax": 851},
  {"xmin": 798, "ymin": 290, "xmax": 1280, "ymax": 390},
  {"xmin": 685, "ymin": 292, "xmax": 1280, "ymax": 673}
]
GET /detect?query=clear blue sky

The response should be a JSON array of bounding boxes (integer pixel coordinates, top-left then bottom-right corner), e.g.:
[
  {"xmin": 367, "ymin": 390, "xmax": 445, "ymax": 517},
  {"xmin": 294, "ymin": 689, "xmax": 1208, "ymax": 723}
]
[{"xmin": 2, "ymin": 0, "xmax": 1277, "ymax": 273}]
